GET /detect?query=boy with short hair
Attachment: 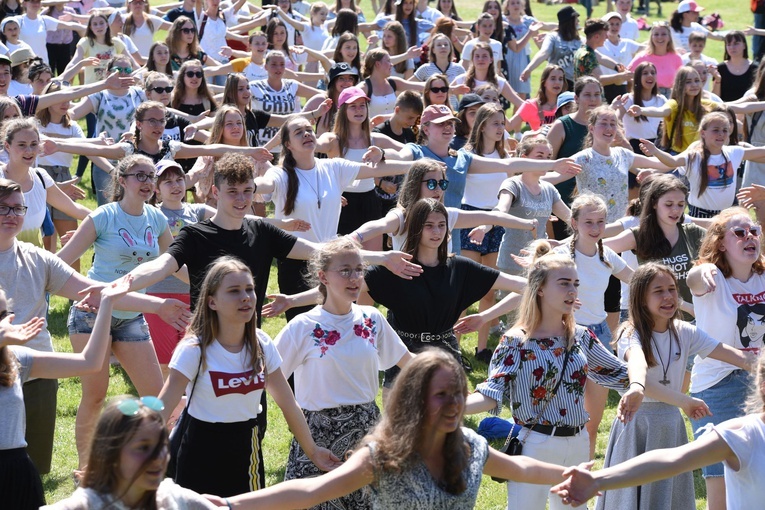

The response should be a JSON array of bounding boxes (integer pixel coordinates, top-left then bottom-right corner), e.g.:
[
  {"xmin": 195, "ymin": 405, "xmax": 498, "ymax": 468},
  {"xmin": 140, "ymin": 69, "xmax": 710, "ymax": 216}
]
[
  {"xmin": 574, "ymin": 19, "xmax": 631, "ymax": 86},
  {"xmin": 681, "ymin": 31, "xmax": 719, "ymax": 67},
  {"xmin": 373, "ymin": 91, "xmax": 424, "ymax": 228}
]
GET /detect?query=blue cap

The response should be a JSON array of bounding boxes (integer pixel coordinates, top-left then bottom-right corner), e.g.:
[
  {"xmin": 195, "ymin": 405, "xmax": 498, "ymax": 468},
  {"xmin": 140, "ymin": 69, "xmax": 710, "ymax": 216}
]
[{"xmin": 556, "ymin": 91, "xmax": 575, "ymax": 111}]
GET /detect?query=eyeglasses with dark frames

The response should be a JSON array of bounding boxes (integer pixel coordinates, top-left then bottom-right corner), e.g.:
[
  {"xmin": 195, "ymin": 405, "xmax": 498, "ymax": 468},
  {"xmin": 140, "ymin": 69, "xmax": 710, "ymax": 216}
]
[{"xmin": 421, "ymin": 178, "xmax": 449, "ymax": 191}]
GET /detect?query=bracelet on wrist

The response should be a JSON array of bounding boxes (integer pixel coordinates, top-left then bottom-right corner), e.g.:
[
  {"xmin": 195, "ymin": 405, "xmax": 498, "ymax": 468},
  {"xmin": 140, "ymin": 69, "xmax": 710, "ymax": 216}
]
[
  {"xmin": 629, "ymin": 381, "xmax": 646, "ymax": 390},
  {"xmin": 224, "ymin": 498, "xmax": 233, "ymax": 510},
  {"xmin": 379, "ymin": 148, "xmax": 386, "ymax": 163}
]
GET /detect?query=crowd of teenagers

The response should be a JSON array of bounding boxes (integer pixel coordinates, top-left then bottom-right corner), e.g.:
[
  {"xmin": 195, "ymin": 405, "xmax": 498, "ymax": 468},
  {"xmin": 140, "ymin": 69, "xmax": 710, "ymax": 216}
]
[{"xmin": 2, "ymin": 0, "xmax": 765, "ymax": 508}]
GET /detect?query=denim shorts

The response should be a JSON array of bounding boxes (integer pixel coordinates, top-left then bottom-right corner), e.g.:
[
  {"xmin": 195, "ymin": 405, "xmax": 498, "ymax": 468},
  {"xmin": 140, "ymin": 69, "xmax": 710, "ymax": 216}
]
[
  {"xmin": 691, "ymin": 369, "xmax": 753, "ymax": 478},
  {"xmin": 458, "ymin": 204, "xmax": 504, "ymax": 255},
  {"xmin": 583, "ymin": 320, "xmax": 613, "ymax": 350},
  {"xmin": 67, "ymin": 306, "xmax": 151, "ymax": 342}
]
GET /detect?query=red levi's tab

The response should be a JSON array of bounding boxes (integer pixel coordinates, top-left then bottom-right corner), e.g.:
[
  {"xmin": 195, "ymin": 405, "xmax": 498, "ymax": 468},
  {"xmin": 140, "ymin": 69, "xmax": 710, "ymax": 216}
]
[{"xmin": 209, "ymin": 370, "xmax": 265, "ymax": 397}]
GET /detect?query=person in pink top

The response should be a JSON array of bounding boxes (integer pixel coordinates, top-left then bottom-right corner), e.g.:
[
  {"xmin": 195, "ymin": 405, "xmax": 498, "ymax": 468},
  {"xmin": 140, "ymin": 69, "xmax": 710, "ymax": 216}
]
[
  {"xmin": 508, "ymin": 65, "xmax": 565, "ymax": 134},
  {"xmin": 628, "ymin": 22, "xmax": 682, "ymax": 97}
]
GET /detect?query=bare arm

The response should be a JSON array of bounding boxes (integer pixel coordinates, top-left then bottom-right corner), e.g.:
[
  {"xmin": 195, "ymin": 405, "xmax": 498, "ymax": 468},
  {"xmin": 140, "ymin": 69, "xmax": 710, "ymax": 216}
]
[
  {"xmin": 225, "ymin": 447, "xmax": 374, "ymax": 509},
  {"xmin": 483, "ymin": 447, "xmax": 568, "ymax": 485},
  {"xmin": 602, "ymin": 228, "xmax": 637, "ymax": 253}
]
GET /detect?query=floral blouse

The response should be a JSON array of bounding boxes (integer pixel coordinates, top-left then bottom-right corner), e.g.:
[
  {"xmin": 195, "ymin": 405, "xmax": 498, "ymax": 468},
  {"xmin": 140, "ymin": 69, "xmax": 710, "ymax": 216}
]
[{"xmin": 475, "ymin": 326, "xmax": 629, "ymax": 428}]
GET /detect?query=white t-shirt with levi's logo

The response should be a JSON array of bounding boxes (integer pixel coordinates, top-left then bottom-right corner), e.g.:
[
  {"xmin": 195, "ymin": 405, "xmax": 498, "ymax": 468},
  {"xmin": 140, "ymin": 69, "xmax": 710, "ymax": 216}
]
[{"xmin": 169, "ymin": 332, "xmax": 282, "ymax": 423}]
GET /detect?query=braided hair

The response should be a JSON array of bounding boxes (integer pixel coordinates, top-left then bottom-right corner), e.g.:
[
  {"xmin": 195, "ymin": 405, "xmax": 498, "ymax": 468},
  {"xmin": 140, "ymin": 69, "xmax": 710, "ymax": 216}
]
[{"xmin": 568, "ymin": 193, "xmax": 611, "ymax": 269}]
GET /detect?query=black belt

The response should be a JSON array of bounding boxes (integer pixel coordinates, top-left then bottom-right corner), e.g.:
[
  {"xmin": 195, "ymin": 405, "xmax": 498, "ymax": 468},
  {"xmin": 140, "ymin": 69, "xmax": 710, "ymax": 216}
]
[
  {"xmin": 394, "ymin": 329, "xmax": 454, "ymax": 343},
  {"xmin": 523, "ymin": 423, "xmax": 583, "ymax": 437}
]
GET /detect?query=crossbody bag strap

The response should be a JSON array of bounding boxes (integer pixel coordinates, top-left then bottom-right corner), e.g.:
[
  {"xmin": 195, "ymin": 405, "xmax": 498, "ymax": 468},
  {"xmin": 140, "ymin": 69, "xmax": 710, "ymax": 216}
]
[
  {"xmin": 185, "ymin": 349, "xmax": 203, "ymax": 409},
  {"xmin": 502, "ymin": 344, "xmax": 573, "ymax": 448}
]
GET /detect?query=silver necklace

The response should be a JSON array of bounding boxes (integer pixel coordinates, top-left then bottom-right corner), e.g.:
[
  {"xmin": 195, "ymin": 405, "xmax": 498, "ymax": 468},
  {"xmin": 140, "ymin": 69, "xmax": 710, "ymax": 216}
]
[{"xmin": 296, "ymin": 169, "xmax": 321, "ymax": 209}]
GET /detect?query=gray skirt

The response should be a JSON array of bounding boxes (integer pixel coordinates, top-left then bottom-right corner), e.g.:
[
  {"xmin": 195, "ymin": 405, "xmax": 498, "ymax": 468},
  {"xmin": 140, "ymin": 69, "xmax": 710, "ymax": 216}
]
[
  {"xmin": 285, "ymin": 401, "xmax": 380, "ymax": 510},
  {"xmin": 596, "ymin": 401, "xmax": 695, "ymax": 510}
]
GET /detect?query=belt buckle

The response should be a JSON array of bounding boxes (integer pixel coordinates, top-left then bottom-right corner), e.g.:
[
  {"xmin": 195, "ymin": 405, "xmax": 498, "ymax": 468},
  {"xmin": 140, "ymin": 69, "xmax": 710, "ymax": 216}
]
[{"xmin": 421, "ymin": 332, "xmax": 433, "ymax": 342}]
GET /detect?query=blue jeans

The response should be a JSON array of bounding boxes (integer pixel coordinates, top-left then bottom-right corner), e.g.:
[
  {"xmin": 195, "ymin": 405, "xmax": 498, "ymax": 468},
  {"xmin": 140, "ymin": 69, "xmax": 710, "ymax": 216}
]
[
  {"xmin": 690, "ymin": 369, "xmax": 753, "ymax": 477},
  {"xmin": 754, "ymin": 13, "xmax": 765, "ymax": 62},
  {"xmin": 583, "ymin": 320, "xmax": 613, "ymax": 350},
  {"xmin": 68, "ymin": 307, "xmax": 151, "ymax": 342},
  {"xmin": 92, "ymin": 165, "xmax": 112, "ymax": 207}
]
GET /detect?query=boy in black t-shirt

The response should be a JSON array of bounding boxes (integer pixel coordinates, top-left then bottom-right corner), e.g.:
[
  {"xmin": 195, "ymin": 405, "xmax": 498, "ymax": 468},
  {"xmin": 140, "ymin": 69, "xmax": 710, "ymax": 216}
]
[{"xmin": 373, "ymin": 91, "xmax": 423, "ymax": 249}]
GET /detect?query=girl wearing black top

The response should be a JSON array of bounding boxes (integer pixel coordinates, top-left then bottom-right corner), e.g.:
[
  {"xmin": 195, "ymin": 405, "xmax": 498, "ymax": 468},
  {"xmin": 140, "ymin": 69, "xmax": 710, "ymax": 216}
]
[{"xmin": 713, "ymin": 31, "xmax": 758, "ymax": 103}]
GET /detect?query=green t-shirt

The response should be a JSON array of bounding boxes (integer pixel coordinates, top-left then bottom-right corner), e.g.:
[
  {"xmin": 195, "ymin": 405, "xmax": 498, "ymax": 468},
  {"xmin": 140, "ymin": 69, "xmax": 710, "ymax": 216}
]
[{"xmin": 573, "ymin": 45, "xmax": 599, "ymax": 81}]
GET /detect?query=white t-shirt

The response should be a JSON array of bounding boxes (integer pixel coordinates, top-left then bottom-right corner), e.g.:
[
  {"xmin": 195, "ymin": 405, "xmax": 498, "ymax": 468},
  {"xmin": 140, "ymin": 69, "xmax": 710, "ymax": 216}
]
[
  {"xmin": 275, "ymin": 304, "xmax": 408, "ymax": 411},
  {"xmin": 684, "ymin": 145, "xmax": 745, "ymax": 211},
  {"xmin": 671, "ymin": 23, "xmax": 711, "ymax": 52},
  {"xmin": 7, "ymin": 80, "xmax": 32, "ymax": 96},
  {"xmin": 461, "ymin": 38, "xmax": 503, "ymax": 71},
  {"xmin": 461, "ymin": 150, "xmax": 505, "ymax": 209},
  {"xmin": 621, "ymin": 94, "xmax": 667, "ymax": 140},
  {"xmin": 691, "ymin": 269, "xmax": 765, "ymax": 392},
  {"xmin": 242, "ymin": 60, "xmax": 267, "ymax": 82},
  {"xmin": 15, "ymin": 14, "xmax": 59, "ymax": 64},
  {"xmin": 195, "ymin": 11, "xmax": 227, "ymax": 62},
  {"xmin": 599, "ymin": 38, "xmax": 642, "ymax": 85},
  {"xmin": 0, "ymin": 167, "xmax": 54, "ymax": 236},
  {"xmin": 451, "ymin": 74, "xmax": 508, "ymax": 97},
  {"xmin": 618, "ymin": 215, "xmax": 640, "ymax": 310},
  {"xmin": 126, "ymin": 14, "xmax": 167, "ymax": 57},
  {"xmin": 553, "ymin": 243, "xmax": 627, "ymax": 325},
  {"xmin": 388, "ymin": 206, "xmax": 459, "ymax": 252},
  {"xmin": 265, "ymin": 158, "xmax": 360, "ymax": 243},
  {"xmin": 301, "ymin": 24, "xmax": 328, "ymax": 52},
  {"xmin": 716, "ymin": 414, "xmax": 765, "ymax": 508},
  {"xmin": 619, "ymin": 15, "xmax": 639, "ymax": 42},
  {"xmin": 169, "ymin": 332, "xmax": 282, "ymax": 423},
  {"xmin": 37, "ymin": 121, "xmax": 85, "ymax": 168},
  {"xmin": 618, "ymin": 320, "xmax": 718, "ymax": 401}
]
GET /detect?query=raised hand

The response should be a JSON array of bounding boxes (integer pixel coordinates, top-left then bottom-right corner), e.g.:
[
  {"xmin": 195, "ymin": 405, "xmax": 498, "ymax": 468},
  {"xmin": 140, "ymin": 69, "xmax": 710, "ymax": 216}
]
[{"xmin": 0, "ymin": 314, "xmax": 45, "ymax": 347}]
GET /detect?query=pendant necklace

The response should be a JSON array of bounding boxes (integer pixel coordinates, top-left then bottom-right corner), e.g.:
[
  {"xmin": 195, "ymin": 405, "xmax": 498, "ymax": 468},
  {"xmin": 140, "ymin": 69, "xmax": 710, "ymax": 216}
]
[
  {"xmin": 653, "ymin": 334, "xmax": 672, "ymax": 385},
  {"xmin": 297, "ymin": 169, "xmax": 321, "ymax": 209}
]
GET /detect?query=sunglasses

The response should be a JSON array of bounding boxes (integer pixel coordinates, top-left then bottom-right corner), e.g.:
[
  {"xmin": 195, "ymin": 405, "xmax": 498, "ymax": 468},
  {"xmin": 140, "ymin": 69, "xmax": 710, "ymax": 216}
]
[
  {"xmin": 112, "ymin": 66, "xmax": 133, "ymax": 74},
  {"xmin": 185, "ymin": 70, "xmax": 203, "ymax": 78},
  {"xmin": 730, "ymin": 226, "xmax": 762, "ymax": 239},
  {"xmin": 422, "ymin": 178, "xmax": 449, "ymax": 190},
  {"xmin": 429, "ymin": 86, "xmax": 449, "ymax": 93},
  {"xmin": 180, "ymin": 27, "xmax": 195, "ymax": 34},
  {"xmin": 116, "ymin": 396, "xmax": 165, "ymax": 416},
  {"xmin": 149, "ymin": 86, "xmax": 173, "ymax": 94},
  {"xmin": 123, "ymin": 172, "xmax": 157, "ymax": 182},
  {"xmin": 0, "ymin": 309, "xmax": 12, "ymax": 321}
]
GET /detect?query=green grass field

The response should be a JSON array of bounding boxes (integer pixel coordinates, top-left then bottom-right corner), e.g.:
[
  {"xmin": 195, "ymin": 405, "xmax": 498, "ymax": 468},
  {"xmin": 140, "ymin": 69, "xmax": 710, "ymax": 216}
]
[{"xmin": 40, "ymin": 0, "xmax": 756, "ymax": 506}]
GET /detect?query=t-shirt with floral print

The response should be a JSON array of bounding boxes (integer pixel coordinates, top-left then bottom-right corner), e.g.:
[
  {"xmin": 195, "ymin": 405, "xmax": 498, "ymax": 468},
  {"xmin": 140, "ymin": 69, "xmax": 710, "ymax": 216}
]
[
  {"xmin": 573, "ymin": 147, "xmax": 635, "ymax": 223},
  {"xmin": 573, "ymin": 44, "xmax": 599, "ymax": 80}
]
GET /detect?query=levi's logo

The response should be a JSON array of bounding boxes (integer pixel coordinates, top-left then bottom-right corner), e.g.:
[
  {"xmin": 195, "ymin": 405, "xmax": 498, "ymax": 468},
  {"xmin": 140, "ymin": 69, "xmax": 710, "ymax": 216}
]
[{"xmin": 209, "ymin": 370, "xmax": 265, "ymax": 397}]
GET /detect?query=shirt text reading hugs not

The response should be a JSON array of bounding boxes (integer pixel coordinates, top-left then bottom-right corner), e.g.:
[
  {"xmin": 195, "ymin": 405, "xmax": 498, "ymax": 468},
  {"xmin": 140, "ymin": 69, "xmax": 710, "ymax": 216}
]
[
  {"xmin": 265, "ymin": 159, "xmax": 360, "ymax": 243},
  {"xmin": 169, "ymin": 331, "xmax": 281, "ymax": 423},
  {"xmin": 364, "ymin": 256, "xmax": 498, "ymax": 334},
  {"xmin": 0, "ymin": 240, "xmax": 73, "ymax": 352},
  {"xmin": 275, "ymin": 304, "xmax": 407, "ymax": 411},
  {"xmin": 716, "ymin": 414, "xmax": 765, "ymax": 508},
  {"xmin": 88, "ymin": 202, "xmax": 168, "ymax": 319},
  {"xmin": 691, "ymin": 269, "xmax": 765, "ymax": 392},
  {"xmin": 553, "ymin": 244, "xmax": 627, "ymax": 325},
  {"xmin": 166, "ymin": 218, "xmax": 297, "ymax": 314},
  {"xmin": 573, "ymin": 147, "xmax": 634, "ymax": 223},
  {"xmin": 618, "ymin": 320, "xmax": 718, "ymax": 401},
  {"xmin": 684, "ymin": 145, "xmax": 745, "ymax": 212},
  {"xmin": 476, "ymin": 325, "xmax": 629, "ymax": 427}
]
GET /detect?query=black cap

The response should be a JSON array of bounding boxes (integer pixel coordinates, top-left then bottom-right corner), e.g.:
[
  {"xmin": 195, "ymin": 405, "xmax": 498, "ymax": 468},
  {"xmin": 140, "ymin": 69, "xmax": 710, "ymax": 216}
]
[
  {"xmin": 457, "ymin": 93, "xmax": 486, "ymax": 112},
  {"xmin": 328, "ymin": 62, "xmax": 360, "ymax": 84},
  {"xmin": 558, "ymin": 5, "xmax": 579, "ymax": 23}
]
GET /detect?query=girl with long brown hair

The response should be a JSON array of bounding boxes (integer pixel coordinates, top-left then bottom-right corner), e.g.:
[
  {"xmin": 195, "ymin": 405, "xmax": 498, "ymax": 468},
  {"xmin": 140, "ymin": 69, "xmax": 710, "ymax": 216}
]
[
  {"xmin": 508, "ymin": 64, "xmax": 565, "ymax": 133},
  {"xmin": 451, "ymin": 42, "xmax": 522, "ymax": 111},
  {"xmin": 157, "ymin": 256, "xmax": 340, "ymax": 497},
  {"xmin": 211, "ymin": 348, "xmax": 578, "ymax": 510}
]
